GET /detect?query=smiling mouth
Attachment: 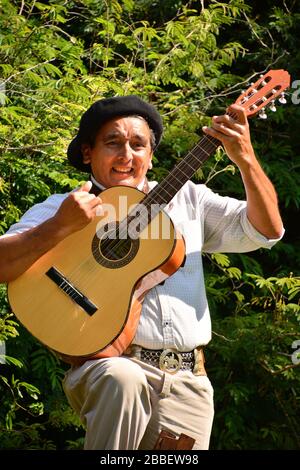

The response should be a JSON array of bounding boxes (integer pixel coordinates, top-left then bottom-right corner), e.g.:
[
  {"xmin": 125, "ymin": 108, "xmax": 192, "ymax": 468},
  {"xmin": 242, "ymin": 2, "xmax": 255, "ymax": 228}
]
[{"xmin": 112, "ymin": 167, "xmax": 134, "ymax": 175}]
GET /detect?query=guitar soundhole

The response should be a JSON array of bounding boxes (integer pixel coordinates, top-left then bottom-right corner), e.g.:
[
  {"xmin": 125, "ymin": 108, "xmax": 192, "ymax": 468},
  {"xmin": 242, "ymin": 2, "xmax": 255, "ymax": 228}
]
[{"xmin": 92, "ymin": 223, "xmax": 139, "ymax": 268}]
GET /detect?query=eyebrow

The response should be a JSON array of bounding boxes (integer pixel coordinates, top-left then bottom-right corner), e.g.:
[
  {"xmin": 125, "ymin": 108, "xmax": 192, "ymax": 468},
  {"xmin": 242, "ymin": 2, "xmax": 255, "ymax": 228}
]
[{"xmin": 103, "ymin": 131, "xmax": 148, "ymax": 143}]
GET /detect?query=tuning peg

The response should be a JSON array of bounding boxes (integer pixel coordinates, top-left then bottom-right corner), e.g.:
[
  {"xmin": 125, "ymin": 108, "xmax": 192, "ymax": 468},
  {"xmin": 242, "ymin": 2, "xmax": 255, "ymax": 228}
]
[
  {"xmin": 279, "ymin": 92, "xmax": 287, "ymax": 104},
  {"xmin": 259, "ymin": 107, "xmax": 267, "ymax": 119},
  {"xmin": 259, "ymin": 75, "xmax": 267, "ymax": 86},
  {"xmin": 248, "ymin": 83, "xmax": 257, "ymax": 90},
  {"xmin": 248, "ymin": 83, "xmax": 258, "ymax": 94},
  {"xmin": 269, "ymin": 100, "xmax": 276, "ymax": 112}
]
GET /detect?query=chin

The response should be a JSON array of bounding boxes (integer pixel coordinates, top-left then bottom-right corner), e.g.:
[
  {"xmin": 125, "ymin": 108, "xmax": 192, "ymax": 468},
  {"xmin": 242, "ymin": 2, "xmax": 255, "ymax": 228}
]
[
  {"xmin": 113, "ymin": 176, "xmax": 138, "ymax": 186},
  {"xmin": 118, "ymin": 180, "xmax": 136, "ymax": 187}
]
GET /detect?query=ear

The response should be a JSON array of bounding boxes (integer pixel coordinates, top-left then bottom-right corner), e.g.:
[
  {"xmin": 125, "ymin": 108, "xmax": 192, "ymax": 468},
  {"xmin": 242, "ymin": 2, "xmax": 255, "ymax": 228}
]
[
  {"xmin": 148, "ymin": 153, "xmax": 153, "ymax": 170},
  {"xmin": 81, "ymin": 143, "xmax": 91, "ymax": 164}
]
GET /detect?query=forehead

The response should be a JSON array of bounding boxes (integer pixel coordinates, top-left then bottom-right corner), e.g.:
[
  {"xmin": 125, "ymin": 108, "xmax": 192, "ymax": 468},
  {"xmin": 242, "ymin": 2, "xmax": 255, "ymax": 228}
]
[{"xmin": 98, "ymin": 116, "xmax": 151, "ymax": 138}]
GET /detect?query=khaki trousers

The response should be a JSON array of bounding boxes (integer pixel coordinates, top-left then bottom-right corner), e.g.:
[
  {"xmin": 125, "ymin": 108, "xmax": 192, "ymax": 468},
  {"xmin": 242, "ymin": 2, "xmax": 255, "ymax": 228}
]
[{"xmin": 62, "ymin": 356, "xmax": 214, "ymax": 450}]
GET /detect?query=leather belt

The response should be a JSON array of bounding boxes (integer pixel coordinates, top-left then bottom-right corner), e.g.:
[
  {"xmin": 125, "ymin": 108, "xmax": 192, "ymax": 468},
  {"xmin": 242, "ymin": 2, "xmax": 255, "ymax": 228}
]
[{"xmin": 124, "ymin": 345, "xmax": 206, "ymax": 375}]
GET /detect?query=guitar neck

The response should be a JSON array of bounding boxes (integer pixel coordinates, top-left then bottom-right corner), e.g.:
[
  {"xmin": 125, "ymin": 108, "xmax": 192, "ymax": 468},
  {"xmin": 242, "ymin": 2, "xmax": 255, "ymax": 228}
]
[{"xmin": 143, "ymin": 134, "xmax": 219, "ymax": 208}]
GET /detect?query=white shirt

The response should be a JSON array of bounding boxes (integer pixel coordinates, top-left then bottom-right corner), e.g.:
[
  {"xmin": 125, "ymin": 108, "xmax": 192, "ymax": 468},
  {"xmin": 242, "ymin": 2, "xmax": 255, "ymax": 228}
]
[{"xmin": 3, "ymin": 179, "xmax": 282, "ymax": 351}]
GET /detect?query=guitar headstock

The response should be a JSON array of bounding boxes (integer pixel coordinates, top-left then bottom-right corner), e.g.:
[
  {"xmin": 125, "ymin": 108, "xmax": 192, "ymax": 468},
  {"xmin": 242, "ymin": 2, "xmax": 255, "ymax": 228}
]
[{"xmin": 235, "ymin": 69, "xmax": 291, "ymax": 118}]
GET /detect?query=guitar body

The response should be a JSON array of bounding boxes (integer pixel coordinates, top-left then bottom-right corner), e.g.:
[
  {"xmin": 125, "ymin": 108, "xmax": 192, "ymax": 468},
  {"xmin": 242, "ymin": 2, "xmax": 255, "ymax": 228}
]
[{"xmin": 8, "ymin": 186, "xmax": 185, "ymax": 358}]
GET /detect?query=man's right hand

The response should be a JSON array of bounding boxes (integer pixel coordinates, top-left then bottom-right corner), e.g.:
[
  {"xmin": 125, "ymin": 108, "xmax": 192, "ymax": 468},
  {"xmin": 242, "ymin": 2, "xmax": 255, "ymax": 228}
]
[
  {"xmin": 53, "ymin": 181, "xmax": 102, "ymax": 237},
  {"xmin": 0, "ymin": 181, "xmax": 102, "ymax": 282}
]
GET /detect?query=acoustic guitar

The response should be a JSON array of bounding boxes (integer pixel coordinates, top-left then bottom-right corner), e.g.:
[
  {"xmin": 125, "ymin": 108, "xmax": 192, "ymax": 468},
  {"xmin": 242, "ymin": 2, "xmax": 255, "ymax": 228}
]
[{"xmin": 8, "ymin": 69, "xmax": 290, "ymax": 358}]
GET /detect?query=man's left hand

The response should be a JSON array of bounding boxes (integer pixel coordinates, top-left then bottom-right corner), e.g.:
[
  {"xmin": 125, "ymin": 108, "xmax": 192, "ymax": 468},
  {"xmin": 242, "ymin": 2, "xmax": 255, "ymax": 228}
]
[{"xmin": 202, "ymin": 104, "xmax": 255, "ymax": 170}]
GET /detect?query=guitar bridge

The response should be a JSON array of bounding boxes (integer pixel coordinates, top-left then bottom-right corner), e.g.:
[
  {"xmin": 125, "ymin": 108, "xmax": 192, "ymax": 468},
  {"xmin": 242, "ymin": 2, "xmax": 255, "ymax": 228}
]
[{"xmin": 46, "ymin": 266, "xmax": 98, "ymax": 315}]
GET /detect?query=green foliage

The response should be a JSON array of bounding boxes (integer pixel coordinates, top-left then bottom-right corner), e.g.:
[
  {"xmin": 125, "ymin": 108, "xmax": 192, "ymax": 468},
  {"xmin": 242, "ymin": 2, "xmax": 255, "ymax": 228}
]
[
  {"xmin": 206, "ymin": 254, "xmax": 300, "ymax": 449},
  {"xmin": 0, "ymin": 0, "xmax": 299, "ymax": 449}
]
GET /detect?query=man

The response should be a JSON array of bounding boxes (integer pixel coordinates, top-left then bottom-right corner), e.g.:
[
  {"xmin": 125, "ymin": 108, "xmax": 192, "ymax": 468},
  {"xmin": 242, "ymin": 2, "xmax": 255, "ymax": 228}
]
[{"xmin": 0, "ymin": 95, "xmax": 283, "ymax": 450}]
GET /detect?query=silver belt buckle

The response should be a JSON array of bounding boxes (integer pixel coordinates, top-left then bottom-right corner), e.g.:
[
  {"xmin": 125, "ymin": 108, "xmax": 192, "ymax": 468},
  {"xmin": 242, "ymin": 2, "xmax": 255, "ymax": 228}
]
[{"xmin": 159, "ymin": 349, "xmax": 182, "ymax": 374}]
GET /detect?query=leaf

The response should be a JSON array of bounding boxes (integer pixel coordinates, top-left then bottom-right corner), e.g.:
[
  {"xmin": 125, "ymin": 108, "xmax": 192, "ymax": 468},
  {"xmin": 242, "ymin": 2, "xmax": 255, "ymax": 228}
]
[
  {"xmin": 211, "ymin": 253, "xmax": 230, "ymax": 267},
  {"xmin": 288, "ymin": 286, "xmax": 300, "ymax": 301},
  {"xmin": 0, "ymin": 355, "xmax": 23, "ymax": 368},
  {"xmin": 190, "ymin": 62, "xmax": 204, "ymax": 78},
  {"xmin": 226, "ymin": 267, "xmax": 242, "ymax": 279},
  {"xmin": 233, "ymin": 291, "xmax": 245, "ymax": 303}
]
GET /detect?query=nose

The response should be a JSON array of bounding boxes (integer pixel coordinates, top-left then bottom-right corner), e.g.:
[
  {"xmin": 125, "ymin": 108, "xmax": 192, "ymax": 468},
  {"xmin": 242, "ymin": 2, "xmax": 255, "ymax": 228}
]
[{"xmin": 117, "ymin": 142, "xmax": 133, "ymax": 162}]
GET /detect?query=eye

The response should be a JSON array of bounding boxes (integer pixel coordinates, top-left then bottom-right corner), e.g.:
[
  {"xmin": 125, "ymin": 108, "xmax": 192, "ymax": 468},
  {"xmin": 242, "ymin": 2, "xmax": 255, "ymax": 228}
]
[
  {"xmin": 132, "ymin": 142, "xmax": 145, "ymax": 149},
  {"xmin": 107, "ymin": 140, "xmax": 119, "ymax": 146}
]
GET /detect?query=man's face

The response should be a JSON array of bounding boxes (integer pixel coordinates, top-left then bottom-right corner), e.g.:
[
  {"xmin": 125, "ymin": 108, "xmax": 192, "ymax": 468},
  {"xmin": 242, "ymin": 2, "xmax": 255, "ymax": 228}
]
[{"xmin": 81, "ymin": 116, "xmax": 153, "ymax": 188}]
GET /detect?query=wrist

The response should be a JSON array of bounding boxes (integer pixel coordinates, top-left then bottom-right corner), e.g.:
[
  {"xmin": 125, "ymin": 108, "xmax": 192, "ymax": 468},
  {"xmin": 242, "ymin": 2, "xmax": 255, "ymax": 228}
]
[
  {"xmin": 47, "ymin": 216, "xmax": 73, "ymax": 242},
  {"xmin": 237, "ymin": 151, "xmax": 259, "ymax": 175}
]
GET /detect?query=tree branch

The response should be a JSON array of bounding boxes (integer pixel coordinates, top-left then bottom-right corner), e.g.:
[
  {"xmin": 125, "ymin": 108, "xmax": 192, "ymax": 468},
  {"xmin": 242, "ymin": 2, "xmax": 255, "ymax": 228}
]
[
  {"xmin": 259, "ymin": 359, "xmax": 300, "ymax": 376},
  {"xmin": 3, "ymin": 59, "xmax": 56, "ymax": 85},
  {"xmin": 0, "ymin": 142, "xmax": 55, "ymax": 152}
]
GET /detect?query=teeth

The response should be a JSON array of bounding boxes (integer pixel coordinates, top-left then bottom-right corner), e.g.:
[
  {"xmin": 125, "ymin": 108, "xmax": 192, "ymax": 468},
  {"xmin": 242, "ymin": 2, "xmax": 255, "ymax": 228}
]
[{"xmin": 113, "ymin": 168, "xmax": 132, "ymax": 173}]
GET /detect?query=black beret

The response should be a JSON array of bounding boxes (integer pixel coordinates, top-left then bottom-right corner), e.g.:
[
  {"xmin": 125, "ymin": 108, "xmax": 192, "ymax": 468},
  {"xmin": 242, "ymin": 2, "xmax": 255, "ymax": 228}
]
[{"xmin": 67, "ymin": 95, "xmax": 163, "ymax": 172}]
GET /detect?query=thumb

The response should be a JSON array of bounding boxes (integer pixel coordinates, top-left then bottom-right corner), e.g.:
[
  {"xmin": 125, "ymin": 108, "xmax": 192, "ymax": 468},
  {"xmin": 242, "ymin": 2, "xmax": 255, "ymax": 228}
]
[{"xmin": 78, "ymin": 180, "xmax": 92, "ymax": 193}]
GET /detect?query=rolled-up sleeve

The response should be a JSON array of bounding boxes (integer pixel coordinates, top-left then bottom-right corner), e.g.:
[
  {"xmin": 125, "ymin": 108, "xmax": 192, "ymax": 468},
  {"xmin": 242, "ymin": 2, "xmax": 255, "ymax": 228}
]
[
  {"xmin": 199, "ymin": 185, "xmax": 284, "ymax": 253},
  {"xmin": 1, "ymin": 194, "xmax": 67, "ymax": 237}
]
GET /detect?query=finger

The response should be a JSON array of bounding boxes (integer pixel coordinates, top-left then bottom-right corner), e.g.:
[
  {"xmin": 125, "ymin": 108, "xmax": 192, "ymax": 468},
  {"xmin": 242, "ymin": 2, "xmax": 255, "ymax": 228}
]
[
  {"xmin": 89, "ymin": 196, "xmax": 102, "ymax": 208},
  {"xmin": 96, "ymin": 204, "xmax": 105, "ymax": 217},
  {"xmin": 226, "ymin": 104, "xmax": 248, "ymax": 125},
  {"xmin": 73, "ymin": 192, "xmax": 95, "ymax": 203},
  {"xmin": 202, "ymin": 125, "xmax": 225, "ymax": 142},
  {"xmin": 215, "ymin": 122, "xmax": 240, "ymax": 137},
  {"xmin": 78, "ymin": 195, "xmax": 103, "ymax": 210},
  {"xmin": 77, "ymin": 180, "xmax": 93, "ymax": 193},
  {"xmin": 70, "ymin": 192, "xmax": 99, "ymax": 208},
  {"xmin": 203, "ymin": 123, "xmax": 237, "ymax": 138},
  {"xmin": 212, "ymin": 114, "xmax": 240, "ymax": 130}
]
